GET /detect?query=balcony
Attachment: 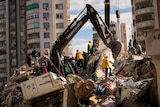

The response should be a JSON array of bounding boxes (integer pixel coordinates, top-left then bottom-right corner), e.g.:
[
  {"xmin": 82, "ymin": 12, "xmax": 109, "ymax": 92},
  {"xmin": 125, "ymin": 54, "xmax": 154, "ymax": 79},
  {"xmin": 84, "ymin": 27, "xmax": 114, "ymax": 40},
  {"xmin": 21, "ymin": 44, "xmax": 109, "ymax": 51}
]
[
  {"xmin": 145, "ymin": 29, "xmax": 160, "ymax": 56},
  {"xmin": 27, "ymin": 8, "xmax": 39, "ymax": 15},
  {"xmin": 0, "ymin": 19, "xmax": 5, "ymax": 24},
  {"xmin": 136, "ymin": 20, "xmax": 154, "ymax": 29},
  {"xmin": 27, "ymin": 18, "xmax": 39, "ymax": 25},
  {"xmin": 27, "ymin": 0, "xmax": 39, "ymax": 5},
  {"xmin": 0, "ymin": 27, "xmax": 5, "ymax": 32},
  {"xmin": 0, "ymin": 36, "xmax": 5, "ymax": 41},
  {"xmin": 27, "ymin": 38, "xmax": 40, "ymax": 44},
  {"xmin": 135, "ymin": 7, "xmax": 154, "ymax": 16},
  {"xmin": 0, "ymin": 1, "xmax": 5, "ymax": 5},
  {"xmin": 0, "ymin": 48, "xmax": 5, "ymax": 55},
  {"xmin": 0, "ymin": 10, "xmax": 5, "ymax": 15},
  {"xmin": 134, "ymin": 0, "xmax": 147, "ymax": 4},
  {"xmin": 0, "ymin": 73, "xmax": 7, "ymax": 77},
  {"xmin": 0, "ymin": 54, "xmax": 6, "ymax": 59},
  {"xmin": 27, "ymin": 28, "xmax": 40, "ymax": 34},
  {"xmin": 0, "ymin": 63, "xmax": 6, "ymax": 68},
  {"xmin": 137, "ymin": 35, "xmax": 145, "ymax": 41},
  {"xmin": 28, "ymin": 48, "xmax": 40, "ymax": 54}
]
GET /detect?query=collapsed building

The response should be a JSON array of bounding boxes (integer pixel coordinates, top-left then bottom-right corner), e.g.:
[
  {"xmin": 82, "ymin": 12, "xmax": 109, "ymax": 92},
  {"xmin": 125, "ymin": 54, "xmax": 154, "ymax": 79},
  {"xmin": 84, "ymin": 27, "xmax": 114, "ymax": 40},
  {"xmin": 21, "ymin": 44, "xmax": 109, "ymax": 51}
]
[
  {"xmin": 0, "ymin": 46, "xmax": 158, "ymax": 107},
  {"xmin": 0, "ymin": 4, "xmax": 158, "ymax": 107}
]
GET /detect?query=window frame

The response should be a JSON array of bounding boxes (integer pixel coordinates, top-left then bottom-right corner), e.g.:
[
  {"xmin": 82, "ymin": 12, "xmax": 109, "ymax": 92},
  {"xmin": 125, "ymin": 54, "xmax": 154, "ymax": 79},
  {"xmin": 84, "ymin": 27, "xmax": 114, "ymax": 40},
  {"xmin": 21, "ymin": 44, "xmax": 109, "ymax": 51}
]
[
  {"xmin": 55, "ymin": 4, "xmax": 63, "ymax": 9},
  {"xmin": 56, "ymin": 23, "xmax": 64, "ymax": 29}
]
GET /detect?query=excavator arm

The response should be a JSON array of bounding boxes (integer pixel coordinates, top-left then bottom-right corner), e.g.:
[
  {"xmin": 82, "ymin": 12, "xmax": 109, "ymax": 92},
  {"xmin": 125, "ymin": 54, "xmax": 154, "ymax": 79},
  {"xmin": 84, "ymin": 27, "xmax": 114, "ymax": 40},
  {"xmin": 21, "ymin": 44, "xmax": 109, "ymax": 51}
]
[{"xmin": 50, "ymin": 4, "xmax": 112, "ymax": 73}]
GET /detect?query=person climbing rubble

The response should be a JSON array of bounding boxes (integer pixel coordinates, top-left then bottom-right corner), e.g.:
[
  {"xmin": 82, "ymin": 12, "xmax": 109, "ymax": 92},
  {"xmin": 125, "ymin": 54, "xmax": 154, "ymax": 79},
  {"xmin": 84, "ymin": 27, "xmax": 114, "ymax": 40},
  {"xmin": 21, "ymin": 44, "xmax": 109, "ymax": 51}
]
[
  {"xmin": 82, "ymin": 51, "xmax": 89, "ymax": 69},
  {"xmin": 102, "ymin": 56, "xmax": 112, "ymax": 77},
  {"xmin": 31, "ymin": 48, "xmax": 37, "ymax": 59},
  {"xmin": 128, "ymin": 39, "xmax": 136, "ymax": 55},
  {"xmin": 136, "ymin": 42, "xmax": 142, "ymax": 55},
  {"xmin": 75, "ymin": 50, "xmax": 84, "ymax": 68},
  {"xmin": 87, "ymin": 41, "xmax": 93, "ymax": 54}
]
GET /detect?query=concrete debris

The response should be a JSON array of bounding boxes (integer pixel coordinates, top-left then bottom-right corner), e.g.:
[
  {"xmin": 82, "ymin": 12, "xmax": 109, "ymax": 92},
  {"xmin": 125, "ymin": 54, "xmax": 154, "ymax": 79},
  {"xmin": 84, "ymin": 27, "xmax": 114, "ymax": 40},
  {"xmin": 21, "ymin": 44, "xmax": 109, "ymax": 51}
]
[
  {"xmin": 86, "ymin": 48, "xmax": 115, "ymax": 80},
  {"xmin": 0, "ymin": 51, "xmax": 158, "ymax": 107}
]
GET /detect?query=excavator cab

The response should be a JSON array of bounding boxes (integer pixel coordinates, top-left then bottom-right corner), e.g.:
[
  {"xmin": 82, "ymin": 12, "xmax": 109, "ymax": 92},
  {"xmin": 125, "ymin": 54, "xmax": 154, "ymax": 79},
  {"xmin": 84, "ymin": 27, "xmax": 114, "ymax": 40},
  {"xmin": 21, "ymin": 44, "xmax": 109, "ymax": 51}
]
[{"xmin": 50, "ymin": 4, "xmax": 122, "ymax": 77}]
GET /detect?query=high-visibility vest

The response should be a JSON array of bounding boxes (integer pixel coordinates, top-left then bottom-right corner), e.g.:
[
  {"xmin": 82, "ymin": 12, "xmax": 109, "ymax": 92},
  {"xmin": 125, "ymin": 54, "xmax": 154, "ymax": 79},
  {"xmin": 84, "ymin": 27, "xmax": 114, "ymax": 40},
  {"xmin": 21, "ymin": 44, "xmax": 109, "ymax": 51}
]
[{"xmin": 88, "ymin": 43, "xmax": 93, "ymax": 50}]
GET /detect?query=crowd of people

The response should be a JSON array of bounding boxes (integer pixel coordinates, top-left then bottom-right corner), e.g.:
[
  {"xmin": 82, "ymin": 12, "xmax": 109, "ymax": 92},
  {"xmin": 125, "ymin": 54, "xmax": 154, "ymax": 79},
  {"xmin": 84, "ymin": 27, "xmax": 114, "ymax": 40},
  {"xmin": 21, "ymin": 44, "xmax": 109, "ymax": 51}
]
[
  {"xmin": 26, "ymin": 40, "xmax": 113, "ymax": 78},
  {"xmin": 26, "ymin": 37, "xmax": 145, "ymax": 78}
]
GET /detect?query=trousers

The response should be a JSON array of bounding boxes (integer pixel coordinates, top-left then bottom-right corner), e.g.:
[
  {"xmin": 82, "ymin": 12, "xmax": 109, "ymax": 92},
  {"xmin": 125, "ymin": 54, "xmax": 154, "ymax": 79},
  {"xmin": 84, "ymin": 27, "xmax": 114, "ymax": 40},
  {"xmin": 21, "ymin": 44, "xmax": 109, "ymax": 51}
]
[{"xmin": 105, "ymin": 68, "xmax": 111, "ymax": 77}]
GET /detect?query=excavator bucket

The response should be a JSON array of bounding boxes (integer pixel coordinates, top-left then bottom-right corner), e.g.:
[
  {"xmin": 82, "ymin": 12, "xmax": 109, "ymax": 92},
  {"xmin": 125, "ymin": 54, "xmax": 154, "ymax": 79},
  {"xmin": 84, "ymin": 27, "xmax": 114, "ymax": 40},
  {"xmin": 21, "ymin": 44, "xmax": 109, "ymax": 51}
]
[{"xmin": 108, "ymin": 40, "xmax": 123, "ymax": 60}]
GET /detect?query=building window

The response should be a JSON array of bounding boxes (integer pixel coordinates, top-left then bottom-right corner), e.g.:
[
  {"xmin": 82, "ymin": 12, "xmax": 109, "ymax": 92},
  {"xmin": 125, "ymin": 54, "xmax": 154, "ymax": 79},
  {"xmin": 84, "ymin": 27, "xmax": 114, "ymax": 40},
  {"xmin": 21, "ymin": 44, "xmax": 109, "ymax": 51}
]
[
  {"xmin": 0, "ymin": 59, "xmax": 6, "ymax": 64},
  {"xmin": 10, "ymin": 23, "xmax": 16, "ymax": 30},
  {"xmin": 20, "ymin": 14, "xmax": 24, "ymax": 18},
  {"xmin": 0, "ymin": 5, "xmax": 5, "ymax": 11},
  {"xmin": 44, "ymin": 33, "xmax": 50, "ymax": 38},
  {"xmin": 43, "ymin": 13, "xmax": 49, "ymax": 19},
  {"xmin": 9, "ymin": 5, "xmax": 15, "ymax": 11},
  {"xmin": 44, "ymin": 42, "xmax": 50, "ymax": 48},
  {"xmin": 56, "ymin": 13, "xmax": 63, "ymax": 19},
  {"xmin": 56, "ymin": 23, "xmax": 64, "ymax": 29},
  {"xmin": 43, "ymin": 3, "xmax": 49, "ymax": 10},
  {"xmin": 43, "ymin": 23, "xmax": 49, "ymax": 29},
  {"xmin": 11, "ymin": 58, "xmax": 16, "ymax": 66},
  {"xmin": 56, "ymin": 4, "xmax": 63, "ymax": 9},
  {"xmin": 20, "ymin": 5, "xmax": 24, "ymax": 10}
]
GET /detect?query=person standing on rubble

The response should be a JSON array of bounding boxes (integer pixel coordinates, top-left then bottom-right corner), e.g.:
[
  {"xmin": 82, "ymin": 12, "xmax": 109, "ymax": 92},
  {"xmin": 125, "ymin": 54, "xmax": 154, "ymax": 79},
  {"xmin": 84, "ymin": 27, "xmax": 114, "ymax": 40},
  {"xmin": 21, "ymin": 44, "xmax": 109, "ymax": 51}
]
[
  {"xmin": 27, "ymin": 53, "xmax": 32, "ymax": 67},
  {"xmin": 102, "ymin": 56, "xmax": 112, "ymax": 77},
  {"xmin": 136, "ymin": 42, "xmax": 142, "ymax": 55},
  {"xmin": 133, "ymin": 36, "xmax": 137, "ymax": 48},
  {"xmin": 82, "ymin": 51, "xmax": 89, "ymax": 69},
  {"xmin": 75, "ymin": 50, "xmax": 84, "ymax": 68},
  {"xmin": 31, "ymin": 48, "xmax": 37, "ymax": 59},
  {"xmin": 128, "ymin": 39, "xmax": 136, "ymax": 55},
  {"xmin": 87, "ymin": 41, "xmax": 93, "ymax": 54}
]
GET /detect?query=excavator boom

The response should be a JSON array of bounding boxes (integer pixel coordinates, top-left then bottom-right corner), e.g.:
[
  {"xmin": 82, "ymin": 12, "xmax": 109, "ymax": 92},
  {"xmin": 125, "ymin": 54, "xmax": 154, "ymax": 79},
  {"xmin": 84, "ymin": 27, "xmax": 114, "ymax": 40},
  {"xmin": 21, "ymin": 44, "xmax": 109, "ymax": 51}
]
[{"xmin": 50, "ymin": 4, "xmax": 112, "ymax": 73}]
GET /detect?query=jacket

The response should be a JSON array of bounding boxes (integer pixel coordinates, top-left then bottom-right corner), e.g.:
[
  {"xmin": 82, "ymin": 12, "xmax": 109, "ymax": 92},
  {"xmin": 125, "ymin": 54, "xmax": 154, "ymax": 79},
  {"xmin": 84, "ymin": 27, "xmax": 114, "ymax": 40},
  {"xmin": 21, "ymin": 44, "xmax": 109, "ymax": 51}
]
[
  {"xmin": 75, "ymin": 52, "xmax": 84, "ymax": 61},
  {"xmin": 102, "ymin": 57, "xmax": 110, "ymax": 69}
]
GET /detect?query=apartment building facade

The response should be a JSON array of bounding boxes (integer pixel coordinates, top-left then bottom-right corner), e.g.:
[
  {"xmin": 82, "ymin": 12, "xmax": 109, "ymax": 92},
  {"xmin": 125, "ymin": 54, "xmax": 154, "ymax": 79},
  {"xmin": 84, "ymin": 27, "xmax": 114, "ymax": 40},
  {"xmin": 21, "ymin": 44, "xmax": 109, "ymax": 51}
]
[
  {"xmin": 0, "ymin": 0, "xmax": 70, "ymax": 81},
  {"xmin": 26, "ymin": 0, "xmax": 70, "ymax": 56},
  {"xmin": 131, "ymin": 0, "xmax": 160, "ymax": 48},
  {"xmin": 0, "ymin": 0, "xmax": 26, "ymax": 81},
  {"xmin": 121, "ymin": 23, "xmax": 132, "ymax": 51}
]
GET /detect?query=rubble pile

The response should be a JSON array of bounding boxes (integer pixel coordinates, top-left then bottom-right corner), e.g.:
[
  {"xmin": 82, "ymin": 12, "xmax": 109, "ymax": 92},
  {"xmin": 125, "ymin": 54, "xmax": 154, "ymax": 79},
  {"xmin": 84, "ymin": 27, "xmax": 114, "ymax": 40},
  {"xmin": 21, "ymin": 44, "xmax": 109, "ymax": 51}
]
[
  {"xmin": 113, "ymin": 56, "xmax": 158, "ymax": 107},
  {"xmin": 0, "ymin": 50, "xmax": 158, "ymax": 107},
  {"xmin": 62, "ymin": 48, "xmax": 158, "ymax": 107}
]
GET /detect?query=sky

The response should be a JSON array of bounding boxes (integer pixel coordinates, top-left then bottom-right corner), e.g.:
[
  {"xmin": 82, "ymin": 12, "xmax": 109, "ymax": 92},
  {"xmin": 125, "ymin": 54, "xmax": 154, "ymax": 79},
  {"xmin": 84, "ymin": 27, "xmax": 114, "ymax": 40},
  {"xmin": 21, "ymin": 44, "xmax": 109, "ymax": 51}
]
[{"xmin": 69, "ymin": 0, "xmax": 133, "ymax": 56}]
